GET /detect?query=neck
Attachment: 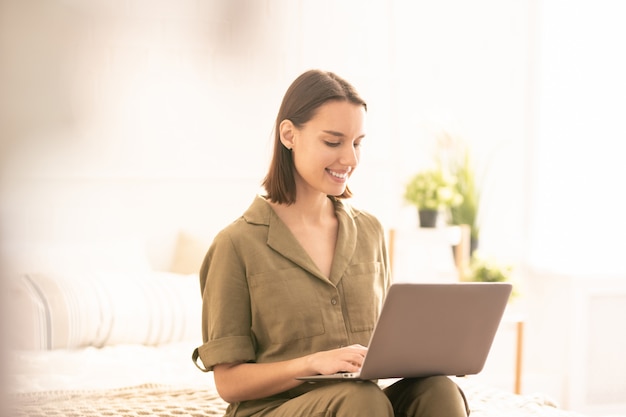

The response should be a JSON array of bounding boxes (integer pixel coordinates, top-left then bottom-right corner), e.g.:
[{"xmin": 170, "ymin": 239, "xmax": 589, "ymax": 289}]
[
  {"xmin": 269, "ymin": 191, "xmax": 335, "ymax": 226},
  {"xmin": 292, "ymin": 193, "xmax": 333, "ymax": 222}
]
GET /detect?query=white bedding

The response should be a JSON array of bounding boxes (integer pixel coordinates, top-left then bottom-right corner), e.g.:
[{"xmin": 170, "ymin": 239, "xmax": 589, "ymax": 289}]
[
  {"xmin": 7, "ymin": 341, "xmax": 593, "ymax": 417},
  {"xmin": 6, "ymin": 341, "xmax": 213, "ymax": 393}
]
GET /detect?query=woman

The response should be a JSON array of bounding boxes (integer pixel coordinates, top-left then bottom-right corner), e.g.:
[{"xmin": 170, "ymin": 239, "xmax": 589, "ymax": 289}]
[{"xmin": 193, "ymin": 69, "xmax": 469, "ymax": 417}]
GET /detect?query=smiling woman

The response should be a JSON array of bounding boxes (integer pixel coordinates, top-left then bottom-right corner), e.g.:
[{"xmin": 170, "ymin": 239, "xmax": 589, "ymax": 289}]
[
  {"xmin": 4, "ymin": 0, "xmax": 621, "ymax": 414},
  {"xmin": 262, "ymin": 70, "xmax": 367, "ymax": 205},
  {"xmin": 193, "ymin": 69, "xmax": 470, "ymax": 417},
  {"xmin": 279, "ymin": 100, "xmax": 366, "ymax": 201}
]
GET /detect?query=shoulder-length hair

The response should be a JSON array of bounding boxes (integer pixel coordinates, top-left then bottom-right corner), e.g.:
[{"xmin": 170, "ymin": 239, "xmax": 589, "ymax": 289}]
[{"xmin": 262, "ymin": 69, "xmax": 367, "ymax": 205}]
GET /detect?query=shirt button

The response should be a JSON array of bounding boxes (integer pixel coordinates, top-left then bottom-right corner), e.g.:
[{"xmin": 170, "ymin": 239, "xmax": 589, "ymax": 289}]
[{"xmin": 330, "ymin": 298, "xmax": 337, "ymax": 305}]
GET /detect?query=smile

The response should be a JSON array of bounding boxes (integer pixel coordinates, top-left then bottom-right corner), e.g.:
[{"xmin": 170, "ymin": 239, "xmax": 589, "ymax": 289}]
[{"xmin": 327, "ymin": 169, "xmax": 350, "ymax": 180}]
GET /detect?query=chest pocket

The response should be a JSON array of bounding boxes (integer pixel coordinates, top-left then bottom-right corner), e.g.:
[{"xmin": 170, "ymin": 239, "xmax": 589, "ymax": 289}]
[
  {"xmin": 341, "ymin": 262, "xmax": 385, "ymax": 333},
  {"xmin": 248, "ymin": 267, "xmax": 325, "ymax": 346}
]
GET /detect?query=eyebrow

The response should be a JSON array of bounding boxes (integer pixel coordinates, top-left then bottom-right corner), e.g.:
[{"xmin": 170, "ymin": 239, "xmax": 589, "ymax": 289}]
[{"xmin": 322, "ymin": 130, "xmax": 366, "ymax": 140}]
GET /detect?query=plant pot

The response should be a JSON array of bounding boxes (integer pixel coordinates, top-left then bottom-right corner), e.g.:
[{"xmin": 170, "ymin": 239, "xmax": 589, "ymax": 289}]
[
  {"xmin": 470, "ymin": 237, "xmax": 479, "ymax": 256},
  {"xmin": 418, "ymin": 209, "xmax": 438, "ymax": 228}
]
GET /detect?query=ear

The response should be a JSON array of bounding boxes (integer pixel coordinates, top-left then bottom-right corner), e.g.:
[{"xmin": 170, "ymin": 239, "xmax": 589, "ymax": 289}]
[{"xmin": 279, "ymin": 119, "xmax": 295, "ymax": 150}]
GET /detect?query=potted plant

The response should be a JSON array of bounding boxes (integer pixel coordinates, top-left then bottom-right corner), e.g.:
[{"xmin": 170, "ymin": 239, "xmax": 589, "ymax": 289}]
[
  {"xmin": 466, "ymin": 256, "xmax": 510, "ymax": 283},
  {"xmin": 449, "ymin": 147, "xmax": 481, "ymax": 253},
  {"xmin": 430, "ymin": 130, "xmax": 483, "ymax": 252},
  {"xmin": 404, "ymin": 167, "xmax": 463, "ymax": 227},
  {"xmin": 464, "ymin": 254, "xmax": 517, "ymax": 300}
]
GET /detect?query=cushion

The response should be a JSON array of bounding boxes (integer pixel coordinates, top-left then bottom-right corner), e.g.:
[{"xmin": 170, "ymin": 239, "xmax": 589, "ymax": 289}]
[
  {"xmin": 5, "ymin": 271, "xmax": 202, "ymax": 350},
  {"xmin": 169, "ymin": 231, "xmax": 210, "ymax": 275}
]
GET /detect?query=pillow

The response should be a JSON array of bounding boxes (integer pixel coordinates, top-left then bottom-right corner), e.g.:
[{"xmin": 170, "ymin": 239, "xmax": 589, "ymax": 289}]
[
  {"xmin": 5, "ymin": 271, "xmax": 202, "ymax": 350},
  {"xmin": 169, "ymin": 231, "xmax": 210, "ymax": 275}
]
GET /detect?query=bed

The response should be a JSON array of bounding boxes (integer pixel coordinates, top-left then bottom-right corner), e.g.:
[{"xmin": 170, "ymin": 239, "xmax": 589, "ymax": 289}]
[{"xmin": 3, "ymin": 269, "xmax": 588, "ymax": 417}]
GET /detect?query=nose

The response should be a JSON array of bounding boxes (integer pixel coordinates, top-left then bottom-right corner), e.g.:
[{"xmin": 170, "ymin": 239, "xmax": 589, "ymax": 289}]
[{"xmin": 340, "ymin": 144, "xmax": 359, "ymax": 167}]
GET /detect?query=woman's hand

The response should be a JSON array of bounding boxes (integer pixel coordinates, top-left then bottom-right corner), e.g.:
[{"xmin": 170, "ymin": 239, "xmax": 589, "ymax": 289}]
[{"xmin": 305, "ymin": 344, "xmax": 368, "ymax": 375}]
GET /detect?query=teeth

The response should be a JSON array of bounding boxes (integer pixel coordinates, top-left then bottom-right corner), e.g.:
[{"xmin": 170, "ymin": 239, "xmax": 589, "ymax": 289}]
[{"xmin": 328, "ymin": 170, "xmax": 348, "ymax": 179}]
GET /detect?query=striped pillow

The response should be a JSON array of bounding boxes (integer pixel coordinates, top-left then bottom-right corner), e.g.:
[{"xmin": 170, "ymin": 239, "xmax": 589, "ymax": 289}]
[{"xmin": 6, "ymin": 271, "xmax": 201, "ymax": 350}]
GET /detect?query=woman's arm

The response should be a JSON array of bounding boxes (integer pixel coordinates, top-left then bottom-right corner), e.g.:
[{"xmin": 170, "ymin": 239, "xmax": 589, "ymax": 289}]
[{"xmin": 213, "ymin": 345, "xmax": 367, "ymax": 403}]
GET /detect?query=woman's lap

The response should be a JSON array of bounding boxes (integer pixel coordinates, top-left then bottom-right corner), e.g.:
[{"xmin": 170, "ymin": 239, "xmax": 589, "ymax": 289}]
[
  {"xmin": 241, "ymin": 376, "xmax": 468, "ymax": 417},
  {"xmin": 252, "ymin": 381, "xmax": 392, "ymax": 417}
]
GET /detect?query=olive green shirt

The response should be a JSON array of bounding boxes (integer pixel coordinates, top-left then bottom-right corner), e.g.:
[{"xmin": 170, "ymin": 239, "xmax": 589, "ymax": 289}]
[{"xmin": 195, "ymin": 195, "xmax": 390, "ymax": 409}]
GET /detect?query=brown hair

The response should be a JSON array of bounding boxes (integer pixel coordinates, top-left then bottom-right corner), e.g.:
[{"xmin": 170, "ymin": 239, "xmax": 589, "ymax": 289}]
[{"xmin": 262, "ymin": 70, "xmax": 367, "ymax": 205}]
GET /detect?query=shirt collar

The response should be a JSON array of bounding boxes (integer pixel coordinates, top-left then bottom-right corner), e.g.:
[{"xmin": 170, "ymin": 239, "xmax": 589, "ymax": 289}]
[{"xmin": 243, "ymin": 195, "xmax": 360, "ymax": 285}]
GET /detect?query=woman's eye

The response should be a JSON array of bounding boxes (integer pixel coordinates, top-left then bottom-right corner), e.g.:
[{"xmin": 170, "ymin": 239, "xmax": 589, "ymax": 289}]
[{"xmin": 324, "ymin": 141, "xmax": 341, "ymax": 147}]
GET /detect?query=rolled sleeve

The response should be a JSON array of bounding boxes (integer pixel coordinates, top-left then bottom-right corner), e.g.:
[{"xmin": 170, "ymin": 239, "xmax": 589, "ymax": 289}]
[
  {"xmin": 197, "ymin": 336, "xmax": 256, "ymax": 371},
  {"xmin": 196, "ymin": 228, "xmax": 256, "ymax": 370}
]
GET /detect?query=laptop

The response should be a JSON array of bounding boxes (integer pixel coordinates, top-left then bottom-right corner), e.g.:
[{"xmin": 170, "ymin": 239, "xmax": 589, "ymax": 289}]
[{"xmin": 296, "ymin": 282, "xmax": 512, "ymax": 381}]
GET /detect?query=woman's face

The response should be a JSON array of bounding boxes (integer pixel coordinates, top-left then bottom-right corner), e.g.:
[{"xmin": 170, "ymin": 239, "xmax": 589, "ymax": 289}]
[{"xmin": 287, "ymin": 100, "xmax": 366, "ymax": 198}]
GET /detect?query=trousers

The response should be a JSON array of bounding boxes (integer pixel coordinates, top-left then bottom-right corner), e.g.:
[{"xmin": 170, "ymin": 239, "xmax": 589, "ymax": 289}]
[{"xmin": 232, "ymin": 376, "xmax": 470, "ymax": 417}]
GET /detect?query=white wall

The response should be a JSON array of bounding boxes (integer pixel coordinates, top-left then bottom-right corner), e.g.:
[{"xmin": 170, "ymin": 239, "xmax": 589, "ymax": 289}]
[
  {"xmin": 0, "ymin": 0, "xmax": 529, "ymax": 272},
  {"xmin": 522, "ymin": 1, "xmax": 626, "ymax": 413},
  {"xmin": 1, "ymin": 0, "xmax": 625, "ymax": 413},
  {"xmin": 528, "ymin": 0, "xmax": 626, "ymax": 275}
]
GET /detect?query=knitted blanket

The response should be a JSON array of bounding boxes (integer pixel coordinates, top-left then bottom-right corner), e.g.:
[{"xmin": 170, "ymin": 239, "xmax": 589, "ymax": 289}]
[
  {"xmin": 10, "ymin": 384, "xmax": 227, "ymax": 417},
  {"xmin": 9, "ymin": 381, "xmax": 585, "ymax": 417}
]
